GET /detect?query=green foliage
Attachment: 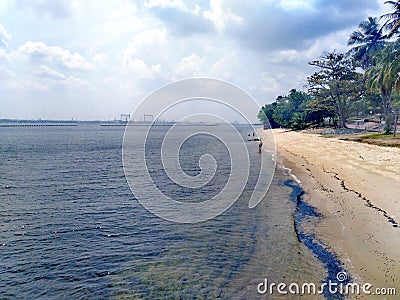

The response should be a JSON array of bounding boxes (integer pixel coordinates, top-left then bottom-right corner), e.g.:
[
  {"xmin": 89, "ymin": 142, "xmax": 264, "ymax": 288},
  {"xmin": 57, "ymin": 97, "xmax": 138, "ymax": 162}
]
[
  {"xmin": 258, "ymin": 89, "xmax": 333, "ymax": 130},
  {"xmin": 383, "ymin": 114, "xmax": 394, "ymax": 134},
  {"xmin": 307, "ymin": 52, "xmax": 365, "ymax": 128},
  {"xmin": 258, "ymin": 102, "xmax": 279, "ymax": 128},
  {"xmin": 290, "ymin": 112, "xmax": 307, "ymax": 130},
  {"xmin": 381, "ymin": 0, "xmax": 400, "ymax": 38},
  {"xmin": 304, "ymin": 98, "xmax": 336, "ymax": 125},
  {"xmin": 384, "ymin": 122, "xmax": 393, "ymax": 134},
  {"xmin": 258, "ymin": 5, "xmax": 400, "ymax": 134},
  {"xmin": 348, "ymin": 17, "xmax": 386, "ymax": 69},
  {"xmin": 366, "ymin": 39, "xmax": 400, "ymax": 136},
  {"xmin": 273, "ymin": 89, "xmax": 310, "ymax": 128}
]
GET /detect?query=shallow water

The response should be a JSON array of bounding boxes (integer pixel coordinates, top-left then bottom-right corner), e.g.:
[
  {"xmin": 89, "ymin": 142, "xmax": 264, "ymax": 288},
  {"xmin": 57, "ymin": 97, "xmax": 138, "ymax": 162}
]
[{"xmin": 0, "ymin": 125, "xmax": 339, "ymax": 299}]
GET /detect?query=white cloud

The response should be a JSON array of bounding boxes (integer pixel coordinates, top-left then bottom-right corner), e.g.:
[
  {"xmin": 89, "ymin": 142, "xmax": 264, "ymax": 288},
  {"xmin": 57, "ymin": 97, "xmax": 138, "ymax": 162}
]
[
  {"xmin": 102, "ymin": 77, "xmax": 116, "ymax": 85},
  {"xmin": 0, "ymin": 0, "xmax": 11, "ymax": 10},
  {"xmin": 278, "ymin": 0, "xmax": 315, "ymax": 11},
  {"xmin": 208, "ymin": 51, "xmax": 238, "ymax": 79},
  {"xmin": 174, "ymin": 53, "xmax": 206, "ymax": 76},
  {"xmin": 203, "ymin": 0, "xmax": 243, "ymax": 31},
  {"xmin": 144, "ymin": 0, "xmax": 186, "ymax": 10},
  {"xmin": 14, "ymin": 0, "xmax": 76, "ymax": 19},
  {"xmin": 121, "ymin": 28, "xmax": 171, "ymax": 80},
  {"xmin": 15, "ymin": 64, "xmax": 91, "ymax": 93},
  {"xmin": 0, "ymin": 0, "xmax": 388, "ymax": 119},
  {"xmin": 18, "ymin": 40, "xmax": 49, "ymax": 57},
  {"xmin": 0, "ymin": 65, "xmax": 17, "ymax": 90},
  {"xmin": 127, "ymin": 58, "xmax": 163, "ymax": 79},
  {"xmin": 35, "ymin": 65, "xmax": 66, "ymax": 80},
  {"xmin": 304, "ymin": 28, "xmax": 353, "ymax": 60},
  {"xmin": 0, "ymin": 23, "xmax": 11, "ymax": 39},
  {"xmin": 145, "ymin": 1, "xmax": 214, "ymax": 35},
  {"xmin": 0, "ymin": 48, "xmax": 9, "ymax": 62},
  {"xmin": 19, "ymin": 40, "xmax": 95, "ymax": 71},
  {"xmin": 92, "ymin": 52, "xmax": 108, "ymax": 64},
  {"xmin": 0, "ymin": 23, "xmax": 11, "ymax": 47},
  {"xmin": 260, "ymin": 72, "xmax": 281, "ymax": 94},
  {"xmin": 123, "ymin": 28, "xmax": 167, "ymax": 61}
]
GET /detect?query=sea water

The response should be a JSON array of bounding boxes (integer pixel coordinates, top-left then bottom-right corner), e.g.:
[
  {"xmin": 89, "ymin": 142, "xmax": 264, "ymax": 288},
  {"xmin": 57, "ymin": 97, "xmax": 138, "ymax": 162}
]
[{"xmin": 0, "ymin": 125, "xmax": 342, "ymax": 299}]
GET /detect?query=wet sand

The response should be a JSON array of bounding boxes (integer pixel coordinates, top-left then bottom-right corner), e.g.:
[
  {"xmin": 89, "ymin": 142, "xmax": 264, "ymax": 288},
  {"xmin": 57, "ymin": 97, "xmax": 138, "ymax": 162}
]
[{"xmin": 265, "ymin": 129, "xmax": 400, "ymax": 297}]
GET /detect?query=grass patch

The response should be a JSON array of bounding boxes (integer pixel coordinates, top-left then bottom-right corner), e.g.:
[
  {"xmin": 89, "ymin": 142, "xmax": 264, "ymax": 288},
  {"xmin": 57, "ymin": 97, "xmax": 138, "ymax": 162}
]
[
  {"xmin": 359, "ymin": 133, "xmax": 392, "ymax": 140},
  {"xmin": 337, "ymin": 132, "xmax": 400, "ymax": 147},
  {"xmin": 305, "ymin": 128, "xmax": 400, "ymax": 147}
]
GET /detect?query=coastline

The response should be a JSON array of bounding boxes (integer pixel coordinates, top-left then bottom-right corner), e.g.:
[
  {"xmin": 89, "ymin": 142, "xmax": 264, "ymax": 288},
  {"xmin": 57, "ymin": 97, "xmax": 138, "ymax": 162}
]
[{"xmin": 263, "ymin": 128, "xmax": 400, "ymax": 297}]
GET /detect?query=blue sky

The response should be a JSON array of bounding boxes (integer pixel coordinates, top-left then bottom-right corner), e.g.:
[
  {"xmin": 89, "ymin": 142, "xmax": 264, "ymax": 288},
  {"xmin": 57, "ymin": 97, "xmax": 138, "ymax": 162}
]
[{"xmin": 0, "ymin": 0, "xmax": 389, "ymax": 120}]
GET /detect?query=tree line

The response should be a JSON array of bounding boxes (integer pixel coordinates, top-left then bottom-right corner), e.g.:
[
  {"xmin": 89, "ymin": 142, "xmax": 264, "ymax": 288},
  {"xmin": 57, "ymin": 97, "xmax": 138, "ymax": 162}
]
[{"xmin": 258, "ymin": 0, "xmax": 400, "ymax": 137}]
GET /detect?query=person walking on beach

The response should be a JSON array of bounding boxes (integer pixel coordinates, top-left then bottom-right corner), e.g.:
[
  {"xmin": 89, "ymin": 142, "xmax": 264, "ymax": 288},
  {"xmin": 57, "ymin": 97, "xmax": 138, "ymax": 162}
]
[{"xmin": 258, "ymin": 139, "xmax": 263, "ymax": 153}]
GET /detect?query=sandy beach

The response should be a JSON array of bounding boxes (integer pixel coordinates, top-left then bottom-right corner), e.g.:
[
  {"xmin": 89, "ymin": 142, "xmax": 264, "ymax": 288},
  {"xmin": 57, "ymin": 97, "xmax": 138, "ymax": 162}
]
[{"xmin": 266, "ymin": 129, "xmax": 400, "ymax": 297}]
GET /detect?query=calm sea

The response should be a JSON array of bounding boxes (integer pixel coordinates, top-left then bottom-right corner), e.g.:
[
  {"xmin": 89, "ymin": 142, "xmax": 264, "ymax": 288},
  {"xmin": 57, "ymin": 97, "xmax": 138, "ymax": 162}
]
[{"xmin": 0, "ymin": 124, "xmax": 341, "ymax": 299}]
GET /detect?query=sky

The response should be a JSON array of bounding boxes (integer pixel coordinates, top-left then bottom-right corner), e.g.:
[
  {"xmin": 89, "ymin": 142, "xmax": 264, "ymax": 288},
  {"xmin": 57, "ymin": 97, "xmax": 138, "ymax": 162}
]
[{"xmin": 0, "ymin": 0, "xmax": 391, "ymax": 120}]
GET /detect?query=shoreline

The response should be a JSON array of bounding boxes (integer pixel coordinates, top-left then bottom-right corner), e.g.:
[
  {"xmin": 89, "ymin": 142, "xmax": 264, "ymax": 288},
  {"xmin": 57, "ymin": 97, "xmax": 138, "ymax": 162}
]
[
  {"xmin": 262, "ymin": 129, "xmax": 400, "ymax": 297},
  {"xmin": 283, "ymin": 176, "xmax": 350, "ymax": 299}
]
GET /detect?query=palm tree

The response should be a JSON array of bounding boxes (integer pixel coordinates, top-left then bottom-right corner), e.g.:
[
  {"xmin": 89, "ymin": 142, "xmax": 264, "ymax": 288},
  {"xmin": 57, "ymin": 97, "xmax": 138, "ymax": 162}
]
[
  {"xmin": 381, "ymin": 0, "xmax": 400, "ymax": 38},
  {"xmin": 383, "ymin": 43, "xmax": 400, "ymax": 136},
  {"xmin": 367, "ymin": 61, "xmax": 393, "ymax": 120},
  {"xmin": 367, "ymin": 40, "xmax": 400, "ymax": 136},
  {"xmin": 348, "ymin": 17, "xmax": 386, "ymax": 69}
]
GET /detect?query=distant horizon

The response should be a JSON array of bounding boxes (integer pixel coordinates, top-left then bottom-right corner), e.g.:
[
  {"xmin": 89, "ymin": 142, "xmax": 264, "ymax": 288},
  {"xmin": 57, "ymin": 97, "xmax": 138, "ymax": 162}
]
[{"xmin": 0, "ymin": 118, "xmax": 260, "ymax": 124}]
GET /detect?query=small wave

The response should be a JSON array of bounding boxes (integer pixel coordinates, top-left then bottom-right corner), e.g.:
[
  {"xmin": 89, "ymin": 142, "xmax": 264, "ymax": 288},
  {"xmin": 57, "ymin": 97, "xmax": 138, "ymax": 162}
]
[
  {"xmin": 3, "ymin": 184, "xmax": 19, "ymax": 189},
  {"xmin": 285, "ymin": 179, "xmax": 349, "ymax": 300},
  {"xmin": 278, "ymin": 165, "xmax": 302, "ymax": 185}
]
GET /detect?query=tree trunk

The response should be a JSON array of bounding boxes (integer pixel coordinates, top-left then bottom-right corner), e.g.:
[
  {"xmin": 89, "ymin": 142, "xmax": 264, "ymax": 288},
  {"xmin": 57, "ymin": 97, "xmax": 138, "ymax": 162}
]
[
  {"xmin": 338, "ymin": 102, "xmax": 347, "ymax": 128},
  {"xmin": 381, "ymin": 89, "xmax": 391, "ymax": 119},
  {"xmin": 394, "ymin": 110, "xmax": 399, "ymax": 138},
  {"xmin": 382, "ymin": 95, "xmax": 388, "ymax": 118},
  {"xmin": 338, "ymin": 115, "xmax": 346, "ymax": 128}
]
